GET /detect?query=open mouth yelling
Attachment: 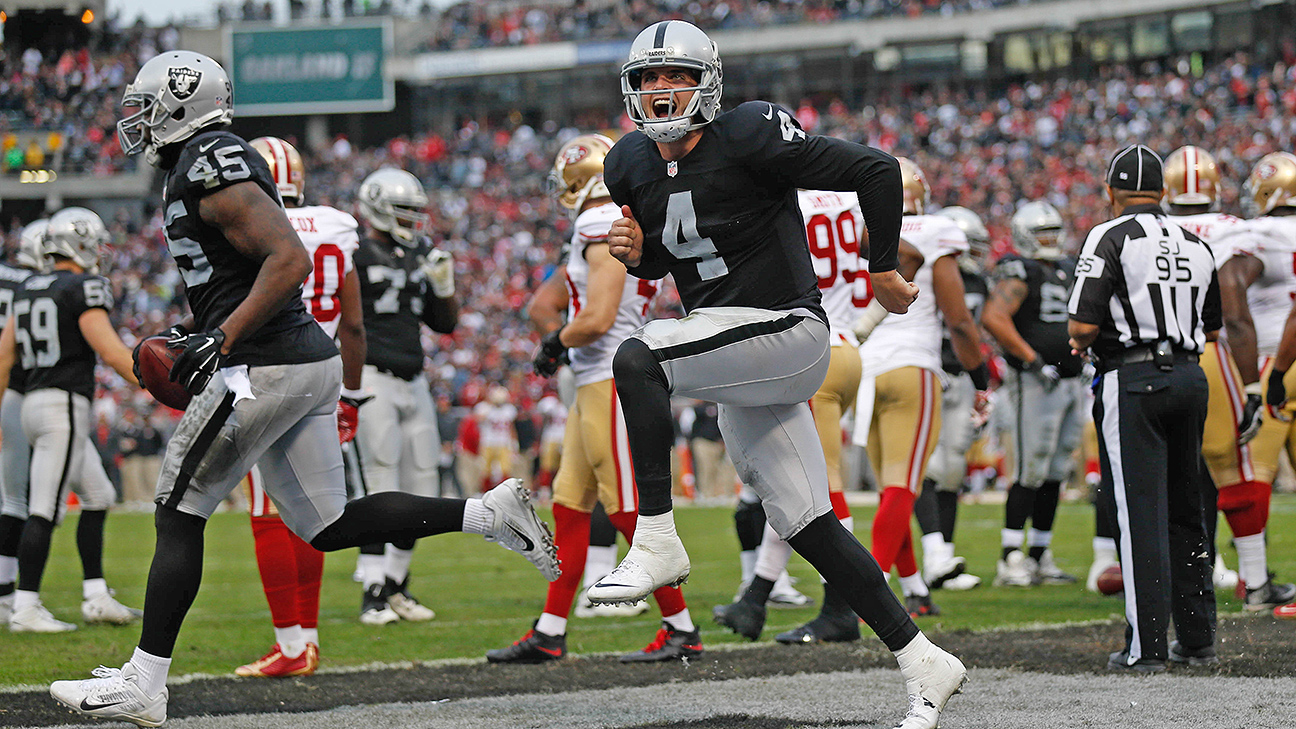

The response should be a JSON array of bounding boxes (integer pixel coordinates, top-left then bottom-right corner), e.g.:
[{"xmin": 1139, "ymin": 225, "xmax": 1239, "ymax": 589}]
[{"xmin": 651, "ymin": 97, "xmax": 675, "ymax": 118}]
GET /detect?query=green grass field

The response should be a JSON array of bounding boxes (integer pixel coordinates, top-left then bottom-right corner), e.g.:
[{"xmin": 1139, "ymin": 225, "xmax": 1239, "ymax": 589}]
[{"xmin": 4, "ymin": 495, "xmax": 1294, "ymax": 688}]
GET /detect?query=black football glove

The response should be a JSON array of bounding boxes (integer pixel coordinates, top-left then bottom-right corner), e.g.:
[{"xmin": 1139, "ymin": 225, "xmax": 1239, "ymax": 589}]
[
  {"xmin": 1238, "ymin": 391, "xmax": 1264, "ymax": 444},
  {"xmin": 168, "ymin": 327, "xmax": 227, "ymax": 395},
  {"xmin": 1266, "ymin": 370, "xmax": 1290, "ymax": 423},
  {"xmin": 532, "ymin": 329, "xmax": 569, "ymax": 378}
]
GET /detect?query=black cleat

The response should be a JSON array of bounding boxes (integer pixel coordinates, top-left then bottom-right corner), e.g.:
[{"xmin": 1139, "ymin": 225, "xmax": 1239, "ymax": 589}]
[
  {"xmin": 1168, "ymin": 640, "xmax": 1218, "ymax": 666},
  {"xmin": 712, "ymin": 599, "xmax": 766, "ymax": 640},
  {"xmin": 1107, "ymin": 649, "xmax": 1167, "ymax": 673},
  {"xmin": 774, "ymin": 613, "xmax": 860, "ymax": 644},
  {"xmin": 485, "ymin": 625, "xmax": 566, "ymax": 664},
  {"xmin": 905, "ymin": 593, "xmax": 941, "ymax": 618},
  {"xmin": 619, "ymin": 622, "xmax": 703, "ymax": 663}
]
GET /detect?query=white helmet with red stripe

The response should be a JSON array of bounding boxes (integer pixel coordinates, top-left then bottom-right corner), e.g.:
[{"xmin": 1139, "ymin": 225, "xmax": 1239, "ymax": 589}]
[{"xmin": 249, "ymin": 136, "xmax": 305, "ymax": 205}]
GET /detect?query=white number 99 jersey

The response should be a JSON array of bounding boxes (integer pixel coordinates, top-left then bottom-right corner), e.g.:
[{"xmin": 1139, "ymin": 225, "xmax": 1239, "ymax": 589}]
[
  {"xmin": 565, "ymin": 201, "xmax": 660, "ymax": 387},
  {"xmin": 798, "ymin": 189, "xmax": 869, "ymax": 346},
  {"xmin": 286, "ymin": 205, "xmax": 360, "ymax": 339}
]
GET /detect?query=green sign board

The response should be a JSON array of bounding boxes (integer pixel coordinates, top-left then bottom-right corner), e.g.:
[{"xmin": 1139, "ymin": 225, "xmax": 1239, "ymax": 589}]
[{"xmin": 227, "ymin": 22, "xmax": 391, "ymax": 116}]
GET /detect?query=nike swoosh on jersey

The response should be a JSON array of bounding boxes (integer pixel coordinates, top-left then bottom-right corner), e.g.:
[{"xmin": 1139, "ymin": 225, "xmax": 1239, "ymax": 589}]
[
  {"xmin": 506, "ymin": 523, "xmax": 535, "ymax": 552},
  {"xmin": 762, "ymin": 103, "xmax": 774, "ymax": 120},
  {"xmin": 198, "ymin": 140, "xmax": 219, "ymax": 153}
]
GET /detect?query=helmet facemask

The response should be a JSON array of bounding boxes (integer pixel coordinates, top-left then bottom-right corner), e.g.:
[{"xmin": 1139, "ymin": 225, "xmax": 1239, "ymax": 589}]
[{"xmin": 621, "ymin": 21, "xmax": 723, "ymax": 144}]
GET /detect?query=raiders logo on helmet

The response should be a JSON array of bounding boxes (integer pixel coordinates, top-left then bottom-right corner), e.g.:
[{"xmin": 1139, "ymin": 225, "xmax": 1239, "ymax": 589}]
[
  {"xmin": 168, "ymin": 67, "xmax": 202, "ymax": 100},
  {"xmin": 72, "ymin": 220, "xmax": 91, "ymax": 238}
]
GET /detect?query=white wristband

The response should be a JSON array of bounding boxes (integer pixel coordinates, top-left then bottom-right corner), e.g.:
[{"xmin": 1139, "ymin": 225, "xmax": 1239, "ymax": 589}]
[
  {"xmin": 341, "ymin": 387, "xmax": 367, "ymax": 400},
  {"xmin": 1245, "ymin": 382, "xmax": 1263, "ymax": 397}
]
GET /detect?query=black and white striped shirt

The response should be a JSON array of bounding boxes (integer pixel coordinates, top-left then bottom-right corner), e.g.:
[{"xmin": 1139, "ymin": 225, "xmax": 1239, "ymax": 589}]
[{"xmin": 1068, "ymin": 203, "xmax": 1222, "ymax": 360}]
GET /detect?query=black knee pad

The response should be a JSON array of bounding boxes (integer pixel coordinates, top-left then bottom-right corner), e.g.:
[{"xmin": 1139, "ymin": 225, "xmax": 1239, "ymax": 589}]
[
  {"xmin": 612, "ymin": 337, "xmax": 668, "ymax": 391},
  {"xmin": 734, "ymin": 498, "xmax": 767, "ymax": 552}
]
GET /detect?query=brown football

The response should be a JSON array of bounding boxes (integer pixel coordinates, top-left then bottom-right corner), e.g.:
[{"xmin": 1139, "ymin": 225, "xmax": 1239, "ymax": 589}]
[
  {"xmin": 1096, "ymin": 564, "xmax": 1124, "ymax": 596},
  {"xmin": 137, "ymin": 335, "xmax": 191, "ymax": 411}
]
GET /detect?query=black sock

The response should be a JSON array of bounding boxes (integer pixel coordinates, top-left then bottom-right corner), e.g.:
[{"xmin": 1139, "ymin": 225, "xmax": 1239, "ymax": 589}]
[
  {"xmin": 741, "ymin": 576, "xmax": 775, "ymax": 606},
  {"xmin": 787, "ymin": 512, "xmax": 918, "ymax": 652},
  {"xmin": 913, "ymin": 480, "xmax": 941, "ymax": 536},
  {"xmin": 819, "ymin": 581, "xmax": 855, "ymax": 620},
  {"xmin": 589, "ymin": 502, "xmax": 617, "ymax": 548},
  {"xmin": 16, "ymin": 516, "xmax": 54, "ymax": 593},
  {"xmin": 611, "ymin": 338, "xmax": 675, "ymax": 517},
  {"xmin": 138, "ymin": 507, "xmax": 207, "ymax": 658},
  {"xmin": 0, "ymin": 513, "xmax": 25, "ymax": 558},
  {"xmin": 77, "ymin": 509, "xmax": 107, "ymax": 581},
  {"xmin": 937, "ymin": 491, "xmax": 959, "ymax": 543},
  {"xmin": 1002, "ymin": 483, "xmax": 1035, "ymax": 559},
  {"xmin": 1032, "ymin": 480, "xmax": 1061, "ymax": 532},
  {"xmin": 311, "ymin": 492, "xmax": 467, "ymax": 551},
  {"xmin": 360, "ymin": 542, "xmax": 385, "ymax": 556},
  {"xmin": 734, "ymin": 499, "xmax": 767, "ymax": 552}
]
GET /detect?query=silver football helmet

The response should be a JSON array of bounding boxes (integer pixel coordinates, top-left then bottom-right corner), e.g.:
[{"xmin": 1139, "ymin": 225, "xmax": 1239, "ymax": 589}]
[
  {"xmin": 118, "ymin": 51, "xmax": 233, "ymax": 166},
  {"xmin": 1011, "ymin": 201, "xmax": 1066, "ymax": 260},
  {"xmin": 358, "ymin": 168, "xmax": 430, "ymax": 247},
  {"xmin": 621, "ymin": 21, "xmax": 723, "ymax": 143},
  {"xmin": 16, "ymin": 219, "xmax": 51, "ymax": 273},
  {"xmin": 938, "ymin": 206, "xmax": 990, "ymax": 272},
  {"xmin": 45, "ymin": 207, "xmax": 109, "ymax": 274}
]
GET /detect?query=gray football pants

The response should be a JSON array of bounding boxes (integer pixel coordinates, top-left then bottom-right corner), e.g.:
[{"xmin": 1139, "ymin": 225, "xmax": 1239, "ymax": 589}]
[
  {"xmin": 353, "ymin": 365, "xmax": 440, "ymax": 498},
  {"xmin": 155, "ymin": 357, "xmax": 346, "ymax": 542},
  {"xmin": 632, "ymin": 306, "xmax": 831, "ymax": 539},
  {"xmin": 925, "ymin": 372, "xmax": 977, "ymax": 493},
  {"xmin": 1001, "ymin": 368, "xmax": 1085, "ymax": 489},
  {"xmin": 20, "ymin": 389, "xmax": 115, "ymax": 523}
]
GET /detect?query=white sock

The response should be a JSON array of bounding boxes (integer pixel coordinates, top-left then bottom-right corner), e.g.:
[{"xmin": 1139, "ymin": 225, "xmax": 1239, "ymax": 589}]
[
  {"xmin": 662, "ymin": 607, "xmax": 694, "ymax": 632},
  {"xmin": 893, "ymin": 631, "xmax": 936, "ymax": 674},
  {"xmin": 535, "ymin": 612, "xmax": 567, "ymax": 636},
  {"xmin": 632, "ymin": 511, "xmax": 679, "ymax": 543},
  {"xmin": 129, "ymin": 647, "xmax": 171, "ymax": 698},
  {"xmin": 302, "ymin": 628, "xmax": 319, "ymax": 647},
  {"xmin": 0, "ymin": 554, "xmax": 16, "ymax": 585},
  {"xmin": 461, "ymin": 498, "xmax": 494, "ymax": 536},
  {"xmin": 359, "ymin": 553, "xmax": 384, "ymax": 590},
  {"xmin": 900, "ymin": 573, "xmax": 929, "ymax": 597},
  {"xmin": 14, "ymin": 589, "xmax": 38, "ymax": 612},
  {"xmin": 1235, "ymin": 532, "xmax": 1269, "ymax": 588},
  {"xmin": 274, "ymin": 625, "xmax": 305, "ymax": 658},
  {"xmin": 1093, "ymin": 537, "xmax": 1117, "ymax": 557},
  {"xmin": 753, "ymin": 523, "xmax": 791, "ymax": 583},
  {"xmin": 584, "ymin": 545, "xmax": 617, "ymax": 588},
  {"xmin": 82, "ymin": 578, "xmax": 109, "ymax": 601},
  {"xmin": 384, "ymin": 545, "xmax": 415, "ymax": 585},
  {"xmin": 1027, "ymin": 529, "xmax": 1052, "ymax": 549},
  {"xmin": 739, "ymin": 550, "xmax": 757, "ymax": 585},
  {"xmin": 920, "ymin": 532, "xmax": 947, "ymax": 567},
  {"xmin": 1001, "ymin": 528, "xmax": 1024, "ymax": 552}
]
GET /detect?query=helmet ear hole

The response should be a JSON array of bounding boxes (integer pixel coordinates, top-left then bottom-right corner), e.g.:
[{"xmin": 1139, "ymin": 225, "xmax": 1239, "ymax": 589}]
[{"xmin": 171, "ymin": 106, "xmax": 186, "ymax": 121}]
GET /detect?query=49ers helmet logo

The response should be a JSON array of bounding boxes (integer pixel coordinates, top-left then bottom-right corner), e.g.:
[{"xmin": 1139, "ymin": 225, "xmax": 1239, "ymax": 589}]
[
  {"xmin": 168, "ymin": 67, "xmax": 202, "ymax": 100},
  {"xmin": 1257, "ymin": 162, "xmax": 1278, "ymax": 180},
  {"xmin": 561, "ymin": 144, "xmax": 589, "ymax": 167}
]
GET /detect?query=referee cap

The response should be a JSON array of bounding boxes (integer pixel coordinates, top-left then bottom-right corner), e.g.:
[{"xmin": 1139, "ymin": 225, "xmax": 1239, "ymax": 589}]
[{"xmin": 1107, "ymin": 145, "xmax": 1163, "ymax": 192}]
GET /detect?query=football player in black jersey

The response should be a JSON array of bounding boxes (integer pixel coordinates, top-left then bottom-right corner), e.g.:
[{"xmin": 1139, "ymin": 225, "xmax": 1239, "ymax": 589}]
[
  {"xmin": 350, "ymin": 167, "xmax": 457, "ymax": 626},
  {"xmin": 914, "ymin": 206, "xmax": 992, "ymax": 593},
  {"xmin": 50, "ymin": 51, "xmax": 555, "ymax": 727},
  {"xmin": 585, "ymin": 21, "xmax": 963, "ymax": 729},
  {"xmin": 0, "ymin": 208, "xmax": 142, "ymax": 633},
  {"xmin": 981, "ymin": 201, "xmax": 1085, "ymax": 588}
]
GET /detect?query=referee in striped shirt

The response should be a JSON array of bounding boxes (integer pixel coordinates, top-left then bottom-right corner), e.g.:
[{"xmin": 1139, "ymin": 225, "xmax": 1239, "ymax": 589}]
[{"xmin": 1067, "ymin": 145, "xmax": 1219, "ymax": 672}]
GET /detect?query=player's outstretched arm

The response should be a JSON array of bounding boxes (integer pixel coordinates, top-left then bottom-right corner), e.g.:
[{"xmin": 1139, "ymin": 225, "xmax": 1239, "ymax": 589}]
[
  {"xmin": 198, "ymin": 180, "xmax": 313, "ymax": 351},
  {"xmin": 1218, "ymin": 254, "xmax": 1263, "ymax": 384},
  {"xmin": 80, "ymin": 309, "xmax": 140, "ymax": 387},
  {"xmin": 337, "ymin": 267, "xmax": 366, "ymax": 392}
]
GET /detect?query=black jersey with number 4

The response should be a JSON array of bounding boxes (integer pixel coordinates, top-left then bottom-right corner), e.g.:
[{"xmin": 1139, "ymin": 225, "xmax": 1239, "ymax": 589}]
[
  {"xmin": 603, "ymin": 101, "xmax": 904, "ymax": 319},
  {"xmin": 162, "ymin": 129, "xmax": 336, "ymax": 367},
  {"xmin": 12, "ymin": 270, "xmax": 112, "ymax": 399},
  {"xmin": 355, "ymin": 235, "xmax": 439, "ymax": 380},
  {"xmin": 0, "ymin": 262, "xmax": 32, "ymax": 393},
  {"xmin": 993, "ymin": 255, "xmax": 1083, "ymax": 377}
]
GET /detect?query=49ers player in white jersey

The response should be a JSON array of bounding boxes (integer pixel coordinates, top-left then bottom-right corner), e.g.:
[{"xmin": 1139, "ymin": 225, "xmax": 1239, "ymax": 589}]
[
  {"xmin": 1162, "ymin": 145, "xmax": 1251, "ymax": 593},
  {"xmin": 1215, "ymin": 151, "xmax": 1296, "ymax": 613},
  {"xmin": 854, "ymin": 158, "xmax": 989, "ymax": 619},
  {"xmin": 234, "ymin": 136, "xmax": 367, "ymax": 678},
  {"xmin": 489, "ymin": 134, "xmax": 701, "ymax": 664}
]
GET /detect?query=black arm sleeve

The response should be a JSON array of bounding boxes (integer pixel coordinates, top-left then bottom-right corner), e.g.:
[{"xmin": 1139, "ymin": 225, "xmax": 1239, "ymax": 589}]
[
  {"xmin": 775, "ymin": 136, "xmax": 902, "ymax": 274},
  {"xmin": 1203, "ymin": 269, "xmax": 1222, "ymax": 334}
]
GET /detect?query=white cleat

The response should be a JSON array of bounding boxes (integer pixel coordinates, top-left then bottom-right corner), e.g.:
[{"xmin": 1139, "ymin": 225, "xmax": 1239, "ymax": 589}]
[
  {"xmin": 586, "ymin": 531, "xmax": 690, "ymax": 605},
  {"xmin": 0, "ymin": 594, "xmax": 12, "ymax": 625},
  {"xmin": 573, "ymin": 595, "xmax": 650, "ymax": 618},
  {"xmin": 50, "ymin": 663, "xmax": 167, "ymax": 728},
  {"xmin": 994, "ymin": 550, "xmax": 1037, "ymax": 587},
  {"xmin": 923, "ymin": 556, "xmax": 967, "ymax": 589},
  {"xmin": 9, "ymin": 603, "xmax": 77, "ymax": 633},
  {"xmin": 82, "ymin": 592, "xmax": 143, "ymax": 625},
  {"xmin": 767, "ymin": 571, "xmax": 813, "ymax": 608},
  {"xmin": 941, "ymin": 572, "xmax": 982, "ymax": 591},
  {"xmin": 387, "ymin": 591, "xmax": 435, "ymax": 622},
  {"xmin": 1213, "ymin": 554, "xmax": 1239, "ymax": 592},
  {"xmin": 481, "ymin": 479, "xmax": 561, "ymax": 581},
  {"xmin": 894, "ymin": 647, "xmax": 967, "ymax": 729}
]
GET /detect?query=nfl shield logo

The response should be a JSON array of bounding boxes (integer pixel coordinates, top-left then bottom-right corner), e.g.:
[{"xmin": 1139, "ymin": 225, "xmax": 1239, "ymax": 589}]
[{"xmin": 667, "ymin": 161, "xmax": 678, "ymax": 177}]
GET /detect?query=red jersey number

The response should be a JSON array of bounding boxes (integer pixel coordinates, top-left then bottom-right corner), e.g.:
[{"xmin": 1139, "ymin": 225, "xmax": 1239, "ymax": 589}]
[
  {"xmin": 306, "ymin": 243, "xmax": 346, "ymax": 323},
  {"xmin": 805, "ymin": 211, "xmax": 871, "ymax": 307}
]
